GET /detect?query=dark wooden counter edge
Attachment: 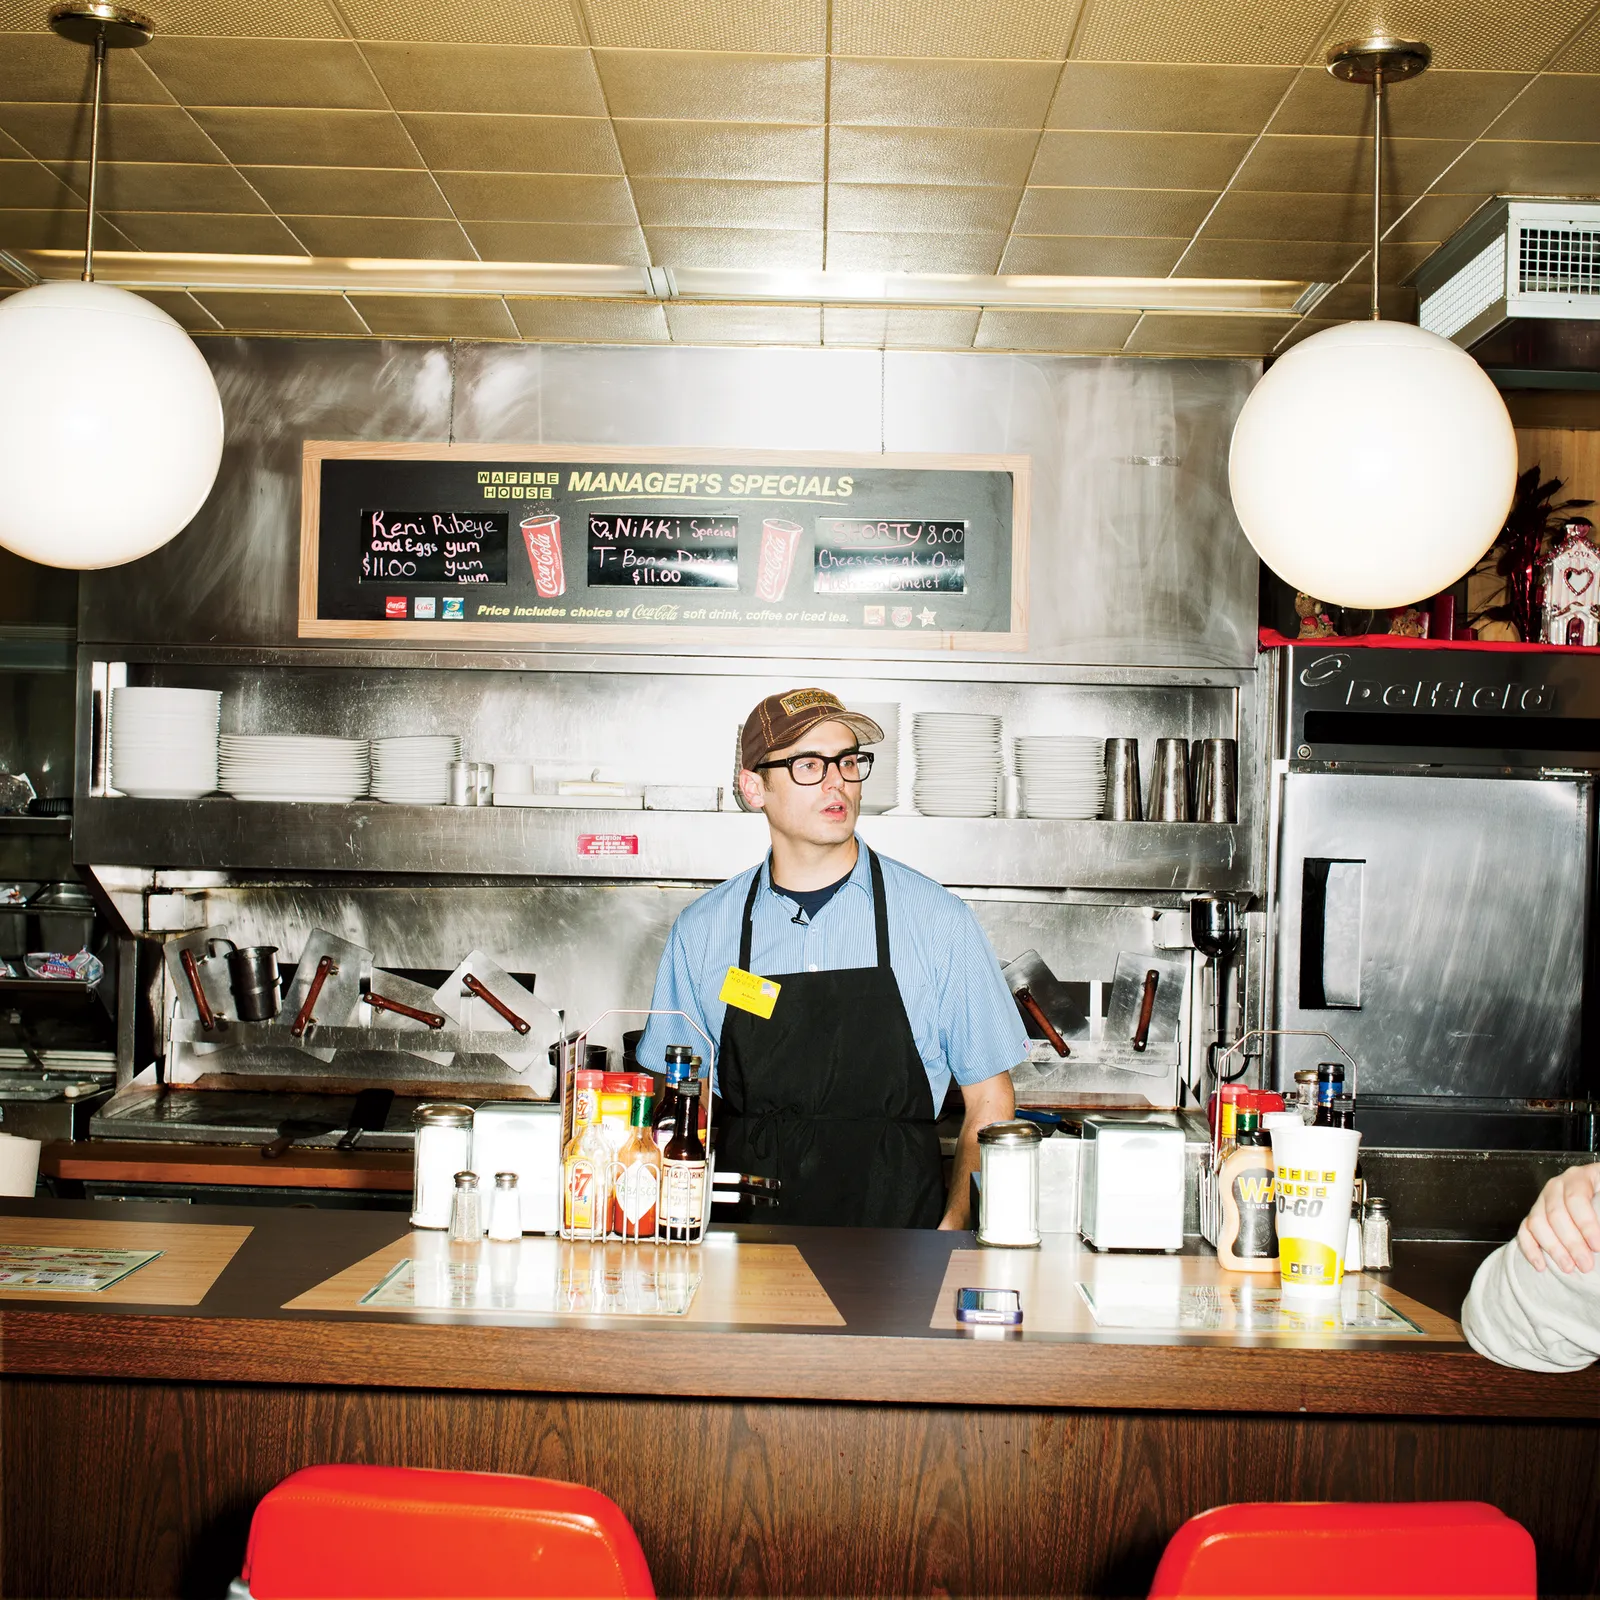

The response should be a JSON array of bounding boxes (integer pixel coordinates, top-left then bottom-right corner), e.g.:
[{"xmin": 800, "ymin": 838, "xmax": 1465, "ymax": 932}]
[{"xmin": 2, "ymin": 1309, "xmax": 1590, "ymax": 1420}]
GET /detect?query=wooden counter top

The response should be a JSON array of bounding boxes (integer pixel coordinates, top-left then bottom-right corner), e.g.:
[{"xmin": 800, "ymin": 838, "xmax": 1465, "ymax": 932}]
[{"xmin": 0, "ymin": 1198, "xmax": 1591, "ymax": 1420}]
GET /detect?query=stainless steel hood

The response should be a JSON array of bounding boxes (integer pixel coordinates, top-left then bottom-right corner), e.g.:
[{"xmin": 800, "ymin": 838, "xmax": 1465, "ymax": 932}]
[{"xmin": 1413, "ymin": 197, "xmax": 1600, "ymax": 390}]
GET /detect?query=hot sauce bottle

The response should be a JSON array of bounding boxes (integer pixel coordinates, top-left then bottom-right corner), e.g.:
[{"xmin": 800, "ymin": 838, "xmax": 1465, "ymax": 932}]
[
  {"xmin": 610, "ymin": 1087, "xmax": 662, "ymax": 1239},
  {"xmin": 560, "ymin": 1069, "xmax": 609, "ymax": 1239}
]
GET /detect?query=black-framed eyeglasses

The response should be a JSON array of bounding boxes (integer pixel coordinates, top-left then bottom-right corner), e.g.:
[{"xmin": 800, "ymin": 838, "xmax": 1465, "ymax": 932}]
[{"xmin": 755, "ymin": 749, "xmax": 874, "ymax": 785}]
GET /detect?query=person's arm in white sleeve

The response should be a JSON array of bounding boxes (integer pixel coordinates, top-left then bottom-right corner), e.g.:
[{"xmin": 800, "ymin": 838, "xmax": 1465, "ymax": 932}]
[{"xmin": 1462, "ymin": 1163, "xmax": 1600, "ymax": 1373}]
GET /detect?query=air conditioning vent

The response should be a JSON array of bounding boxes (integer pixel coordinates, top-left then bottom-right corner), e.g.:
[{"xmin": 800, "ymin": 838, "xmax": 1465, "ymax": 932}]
[{"xmin": 1518, "ymin": 225, "xmax": 1600, "ymax": 297}]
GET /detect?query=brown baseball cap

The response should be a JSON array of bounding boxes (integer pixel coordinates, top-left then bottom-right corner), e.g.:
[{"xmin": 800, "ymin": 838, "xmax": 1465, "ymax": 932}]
[{"xmin": 740, "ymin": 689, "xmax": 885, "ymax": 771}]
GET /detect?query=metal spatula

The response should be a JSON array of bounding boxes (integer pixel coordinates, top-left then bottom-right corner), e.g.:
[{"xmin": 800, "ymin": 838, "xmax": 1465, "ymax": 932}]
[
  {"xmin": 365, "ymin": 966, "xmax": 453, "ymax": 1068},
  {"xmin": 432, "ymin": 950, "xmax": 558, "ymax": 1089},
  {"xmin": 283, "ymin": 929, "xmax": 371, "ymax": 1061},
  {"xmin": 1103, "ymin": 950, "xmax": 1188, "ymax": 1077}
]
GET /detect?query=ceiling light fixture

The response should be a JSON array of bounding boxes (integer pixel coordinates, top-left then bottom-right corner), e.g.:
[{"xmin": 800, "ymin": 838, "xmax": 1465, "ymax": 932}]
[
  {"xmin": 1, "ymin": 249, "xmax": 1326, "ymax": 318},
  {"xmin": 1227, "ymin": 36, "xmax": 1518, "ymax": 610},
  {"xmin": 0, "ymin": 2, "xmax": 224, "ymax": 571}
]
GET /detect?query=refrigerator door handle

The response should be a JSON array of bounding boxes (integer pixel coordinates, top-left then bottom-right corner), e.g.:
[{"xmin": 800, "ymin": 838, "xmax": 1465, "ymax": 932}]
[{"xmin": 1299, "ymin": 857, "xmax": 1365, "ymax": 1009}]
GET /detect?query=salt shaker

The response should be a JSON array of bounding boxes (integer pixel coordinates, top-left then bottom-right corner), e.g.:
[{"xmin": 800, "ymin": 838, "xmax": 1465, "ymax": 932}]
[
  {"xmin": 1362, "ymin": 1196, "xmax": 1392, "ymax": 1271},
  {"xmin": 976, "ymin": 1120, "xmax": 1041, "ymax": 1248},
  {"xmin": 487, "ymin": 1171, "xmax": 522, "ymax": 1241},
  {"xmin": 448, "ymin": 1170, "xmax": 484, "ymax": 1241},
  {"xmin": 410, "ymin": 1102, "xmax": 474, "ymax": 1228}
]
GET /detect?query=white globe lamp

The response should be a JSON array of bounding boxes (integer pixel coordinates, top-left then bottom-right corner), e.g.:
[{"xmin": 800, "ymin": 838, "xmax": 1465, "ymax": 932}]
[
  {"xmin": 1228, "ymin": 37, "xmax": 1517, "ymax": 610},
  {"xmin": 0, "ymin": 2, "xmax": 223, "ymax": 572}
]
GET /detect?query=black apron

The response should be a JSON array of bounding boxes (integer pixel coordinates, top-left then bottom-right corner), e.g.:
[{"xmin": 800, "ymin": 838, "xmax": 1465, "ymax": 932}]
[{"xmin": 715, "ymin": 848, "xmax": 945, "ymax": 1229}]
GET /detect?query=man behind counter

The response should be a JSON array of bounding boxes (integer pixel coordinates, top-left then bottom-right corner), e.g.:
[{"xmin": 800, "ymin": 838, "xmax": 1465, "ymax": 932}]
[{"xmin": 638, "ymin": 688, "xmax": 1026, "ymax": 1229}]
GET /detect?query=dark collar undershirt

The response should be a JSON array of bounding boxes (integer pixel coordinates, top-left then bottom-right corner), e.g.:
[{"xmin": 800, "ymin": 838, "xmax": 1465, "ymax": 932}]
[{"xmin": 771, "ymin": 864, "xmax": 854, "ymax": 925}]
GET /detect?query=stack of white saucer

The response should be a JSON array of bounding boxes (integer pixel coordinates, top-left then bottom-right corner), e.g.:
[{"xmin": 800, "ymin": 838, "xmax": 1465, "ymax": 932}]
[
  {"xmin": 370, "ymin": 735, "xmax": 460, "ymax": 804},
  {"xmin": 219, "ymin": 735, "xmax": 370, "ymax": 803},
  {"xmin": 110, "ymin": 687, "xmax": 220, "ymax": 799},
  {"xmin": 1014, "ymin": 736, "xmax": 1107, "ymax": 819},
  {"xmin": 912, "ymin": 712, "xmax": 1002, "ymax": 817}
]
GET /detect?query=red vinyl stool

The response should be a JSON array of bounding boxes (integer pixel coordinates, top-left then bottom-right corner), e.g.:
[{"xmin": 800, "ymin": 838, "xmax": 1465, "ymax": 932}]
[
  {"xmin": 237, "ymin": 1464, "xmax": 655, "ymax": 1599},
  {"xmin": 1149, "ymin": 1502, "xmax": 1536, "ymax": 1598}
]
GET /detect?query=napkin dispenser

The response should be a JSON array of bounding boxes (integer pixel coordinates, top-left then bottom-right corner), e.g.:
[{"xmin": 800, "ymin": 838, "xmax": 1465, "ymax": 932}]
[
  {"xmin": 1078, "ymin": 1114, "xmax": 1185, "ymax": 1252},
  {"xmin": 469, "ymin": 1103, "xmax": 563, "ymax": 1235}
]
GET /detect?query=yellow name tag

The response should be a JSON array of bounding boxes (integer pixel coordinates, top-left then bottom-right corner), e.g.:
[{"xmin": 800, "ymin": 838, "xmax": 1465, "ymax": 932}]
[{"xmin": 720, "ymin": 965, "xmax": 781, "ymax": 1020}]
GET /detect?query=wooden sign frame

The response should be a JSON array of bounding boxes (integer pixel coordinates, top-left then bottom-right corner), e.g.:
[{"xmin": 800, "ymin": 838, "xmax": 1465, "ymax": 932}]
[{"xmin": 299, "ymin": 442, "xmax": 1030, "ymax": 650}]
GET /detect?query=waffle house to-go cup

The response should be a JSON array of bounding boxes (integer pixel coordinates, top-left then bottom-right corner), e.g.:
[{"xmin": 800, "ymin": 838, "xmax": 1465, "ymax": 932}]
[{"xmin": 1271, "ymin": 1123, "xmax": 1362, "ymax": 1300}]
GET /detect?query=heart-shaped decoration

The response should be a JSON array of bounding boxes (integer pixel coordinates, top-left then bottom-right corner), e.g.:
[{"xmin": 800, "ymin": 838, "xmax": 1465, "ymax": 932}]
[{"xmin": 1564, "ymin": 567, "xmax": 1594, "ymax": 596}]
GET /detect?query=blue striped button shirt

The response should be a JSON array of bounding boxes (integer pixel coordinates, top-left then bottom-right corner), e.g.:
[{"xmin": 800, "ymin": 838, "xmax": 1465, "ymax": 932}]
[{"xmin": 637, "ymin": 842, "xmax": 1028, "ymax": 1105}]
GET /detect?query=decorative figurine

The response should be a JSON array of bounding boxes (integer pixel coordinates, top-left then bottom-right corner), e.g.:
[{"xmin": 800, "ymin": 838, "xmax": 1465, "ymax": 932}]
[
  {"xmin": 1294, "ymin": 591, "xmax": 1338, "ymax": 639},
  {"xmin": 1540, "ymin": 519, "xmax": 1600, "ymax": 647},
  {"xmin": 1388, "ymin": 605, "xmax": 1430, "ymax": 638}
]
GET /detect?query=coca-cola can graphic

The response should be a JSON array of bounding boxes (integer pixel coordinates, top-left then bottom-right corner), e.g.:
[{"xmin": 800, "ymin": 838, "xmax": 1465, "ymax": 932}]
[
  {"xmin": 756, "ymin": 518, "xmax": 803, "ymax": 603},
  {"xmin": 520, "ymin": 513, "xmax": 565, "ymax": 598}
]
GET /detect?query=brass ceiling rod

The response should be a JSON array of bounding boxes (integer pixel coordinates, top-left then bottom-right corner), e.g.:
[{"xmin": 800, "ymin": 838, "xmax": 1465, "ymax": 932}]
[
  {"xmin": 47, "ymin": 0, "xmax": 154, "ymax": 283},
  {"xmin": 1327, "ymin": 35, "xmax": 1431, "ymax": 321}
]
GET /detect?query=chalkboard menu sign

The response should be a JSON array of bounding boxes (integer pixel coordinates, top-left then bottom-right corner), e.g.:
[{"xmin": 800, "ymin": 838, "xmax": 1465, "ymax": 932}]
[{"xmin": 300, "ymin": 444, "xmax": 1029, "ymax": 648}]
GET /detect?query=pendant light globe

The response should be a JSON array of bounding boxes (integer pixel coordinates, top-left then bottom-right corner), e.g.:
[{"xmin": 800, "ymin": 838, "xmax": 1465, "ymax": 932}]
[
  {"xmin": 1227, "ymin": 318, "xmax": 1517, "ymax": 608},
  {"xmin": 0, "ymin": 280, "xmax": 224, "ymax": 569}
]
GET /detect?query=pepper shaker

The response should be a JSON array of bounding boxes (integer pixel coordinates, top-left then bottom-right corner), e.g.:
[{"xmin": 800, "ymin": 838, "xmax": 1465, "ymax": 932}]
[{"xmin": 448, "ymin": 1170, "xmax": 484, "ymax": 1241}]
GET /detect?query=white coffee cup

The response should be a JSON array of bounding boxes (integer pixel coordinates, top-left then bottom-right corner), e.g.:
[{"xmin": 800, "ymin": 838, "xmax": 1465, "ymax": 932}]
[
  {"xmin": 1270, "ymin": 1122, "xmax": 1361, "ymax": 1301},
  {"xmin": 493, "ymin": 761, "xmax": 533, "ymax": 794}
]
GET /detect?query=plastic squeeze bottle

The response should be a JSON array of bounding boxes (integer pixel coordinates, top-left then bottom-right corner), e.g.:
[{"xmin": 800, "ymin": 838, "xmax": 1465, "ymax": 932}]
[{"xmin": 1216, "ymin": 1110, "xmax": 1278, "ymax": 1272}]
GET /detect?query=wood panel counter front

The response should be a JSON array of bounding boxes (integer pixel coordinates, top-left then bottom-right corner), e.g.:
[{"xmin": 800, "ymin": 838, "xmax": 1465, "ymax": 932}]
[{"xmin": 2, "ymin": 1199, "xmax": 1596, "ymax": 1599}]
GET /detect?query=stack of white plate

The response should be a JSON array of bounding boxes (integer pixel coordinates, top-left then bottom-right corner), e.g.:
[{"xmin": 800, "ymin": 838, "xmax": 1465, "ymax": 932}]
[
  {"xmin": 110, "ymin": 687, "xmax": 221, "ymax": 799},
  {"xmin": 219, "ymin": 735, "xmax": 369, "ymax": 803},
  {"xmin": 856, "ymin": 702, "xmax": 900, "ymax": 816},
  {"xmin": 370, "ymin": 735, "xmax": 461, "ymax": 805},
  {"xmin": 1014, "ymin": 736, "xmax": 1107, "ymax": 819},
  {"xmin": 913, "ymin": 712, "xmax": 1002, "ymax": 817}
]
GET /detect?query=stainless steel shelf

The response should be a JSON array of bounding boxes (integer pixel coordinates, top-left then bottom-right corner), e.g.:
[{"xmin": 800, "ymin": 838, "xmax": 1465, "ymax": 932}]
[{"xmin": 73, "ymin": 797, "xmax": 1252, "ymax": 892}]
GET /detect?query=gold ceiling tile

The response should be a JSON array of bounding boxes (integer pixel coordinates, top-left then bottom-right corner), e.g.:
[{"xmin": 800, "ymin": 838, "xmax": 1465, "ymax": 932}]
[
  {"xmin": 1440, "ymin": 138, "xmax": 1600, "ymax": 194},
  {"xmin": 43, "ymin": 160, "xmax": 270, "ymax": 212},
  {"xmin": 0, "ymin": 34, "xmax": 173, "ymax": 103},
  {"xmin": 594, "ymin": 51, "xmax": 825, "ymax": 123},
  {"xmin": 1012, "ymin": 186, "xmax": 1217, "ymax": 237},
  {"xmin": 973, "ymin": 308, "xmax": 1138, "ymax": 351},
  {"xmin": 999, "ymin": 234, "xmax": 1189, "ymax": 274},
  {"xmin": 350, "ymin": 294, "xmax": 521, "ymax": 338},
  {"xmin": 0, "ymin": 127, "xmax": 26, "ymax": 158},
  {"xmin": 664, "ymin": 301, "xmax": 821, "ymax": 343},
  {"xmin": 645, "ymin": 225, "xmax": 823, "ymax": 266},
  {"xmin": 1323, "ymin": 0, "xmax": 1595, "ymax": 72},
  {"xmin": 1072, "ymin": 0, "xmax": 1334, "ymax": 64},
  {"xmin": 0, "ymin": 103, "xmax": 224, "ymax": 165},
  {"xmin": 1122, "ymin": 313, "xmax": 1288, "ymax": 355},
  {"xmin": 124, "ymin": 0, "xmax": 343, "ymax": 39},
  {"xmin": 463, "ymin": 218, "xmax": 649, "ymax": 263},
  {"xmin": 359, "ymin": 45, "xmax": 606, "ymax": 117},
  {"xmin": 1047, "ymin": 63, "xmax": 1295, "ymax": 133},
  {"xmin": 1202, "ymin": 188, "xmax": 1428, "ymax": 244},
  {"xmin": 0, "ymin": 207, "xmax": 135, "ymax": 248},
  {"xmin": 823, "ymin": 230, "xmax": 1005, "ymax": 272},
  {"xmin": 580, "ymin": 0, "xmax": 826, "ymax": 53},
  {"xmin": 1487, "ymin": 74, "xmax": 1600, "ymax": 142},
  {"xmin": 190, "ymin": 109, "xmax": 424, "ymax": 170},
  {"xmin": 402, "ymin": 113, "xmax": 625, "ymax": 175},
  {"xmin": 613, "ymin": 120, "xmax": 824, "ymax": 181},
  {"xmin": 1030, "ymin": 130, "xmax": 1252, "ymax": 190},
  {"xmin": 1557, "ymin": 15, "xmax": 1600, "ymax": 71},
  {"xmin": 132, "ymin": 290, "xmax": 220, "ymax": 331},
  {"xmin": 830, "ymin": 0, "xmax": 1084, "ymax": 60},
  {"xmin": 144, "ymin": 41, "xmax": 387, "ymax": 110},
  {"xmin": 1382, "ymin": 191, "xmax": 1492, "ymax": 243},
  {"xmin": 826, "ymin": 182, "xmax": 1020, "ymax": 234},
  {"xmin": 1231, "ymin": 134, "xmax": 1469, "ymax": 195},
  {"xmin": 822, "ymin": 305, "xmax": 980, "ymax": 347},
  {"xmin": 1274, "ymin": 314, "xmax": 1339, "ymax": 349},
  {"xmin": 106, "ymin": 210, "xmax": 308, "ymax": 252},
  {"xmin": 191, "ymin": 291, "xmax": 369, "ymax": 335},
  {"xmin": 435, "ymin": 172, "xmax": 638, "ymax": 223},
  {"xmin": 1173, "ymin": 236, "xmax": 1367, "ymax": 280},
  {"xmin": 340, "ymin": 0, "xmax": 584, "ymax": 46},
  {"xmin": 0, "ymin": 158, "xmax": 80, "ymax": 207},
  {"xmin": 1270, "ymin": 68, "xmax": 1531, "ymax": 139},
  {"xmin": 828, "ymin": 126, "xmax": 1038, "ymax": 187},
  {"xmin": 508, "ymin": 297, "xmax": 671, "ymax": 342},
  {"xmin": 241, "ymin": 166, "xmax": 451, "ymax": 218},
  {"xmin": 1305, "ymin": 281, "xmax": 1418, "ymax": 320},
  {"xmin": 285, "ymin": 215, "xmax": 479, "ymax": 256},
  {"xmin": 631, "ymin": 177, "xmax": 821, "ymax": 228},
  {"xmin": 829, "ymin": 58, "xmax": 1061, "ymax": 129}
]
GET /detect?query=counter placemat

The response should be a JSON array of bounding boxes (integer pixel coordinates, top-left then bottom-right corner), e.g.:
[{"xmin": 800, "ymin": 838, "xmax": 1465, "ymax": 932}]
[
  {"xmin": 286, "ymin": 1234, "xmax": 845, "ymax": 1327},
  {"xmin": 0, "ymin": 1217, "xmax": 252, "ymax": 1305},
  {"xmin": 929, "ymin": 1244, "xmax": 1459, "ymax": 1342}
]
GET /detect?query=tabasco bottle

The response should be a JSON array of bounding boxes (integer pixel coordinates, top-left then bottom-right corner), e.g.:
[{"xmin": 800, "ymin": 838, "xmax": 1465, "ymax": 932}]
[
  {"xmin": 610, "ymin": 1087, "xmax": 663, "ymax": 1239},
  {"xmin": 660, "ymin": 1077, "xmax": 707, "ymax": 1243},
  {"xmin": 561, "ymin": 1069, "xmax": 609, "ymax": 1240}
]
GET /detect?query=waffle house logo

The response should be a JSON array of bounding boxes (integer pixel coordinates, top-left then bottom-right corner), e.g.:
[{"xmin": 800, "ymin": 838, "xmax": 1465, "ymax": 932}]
[
  {"xmin": 1233, "ymin": 1173, "xmax": 1274, "ymax": 1207},
  {"xmin": 1276, "ymin": 1166, "xmax": 1336, "ymax": 1218}
]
